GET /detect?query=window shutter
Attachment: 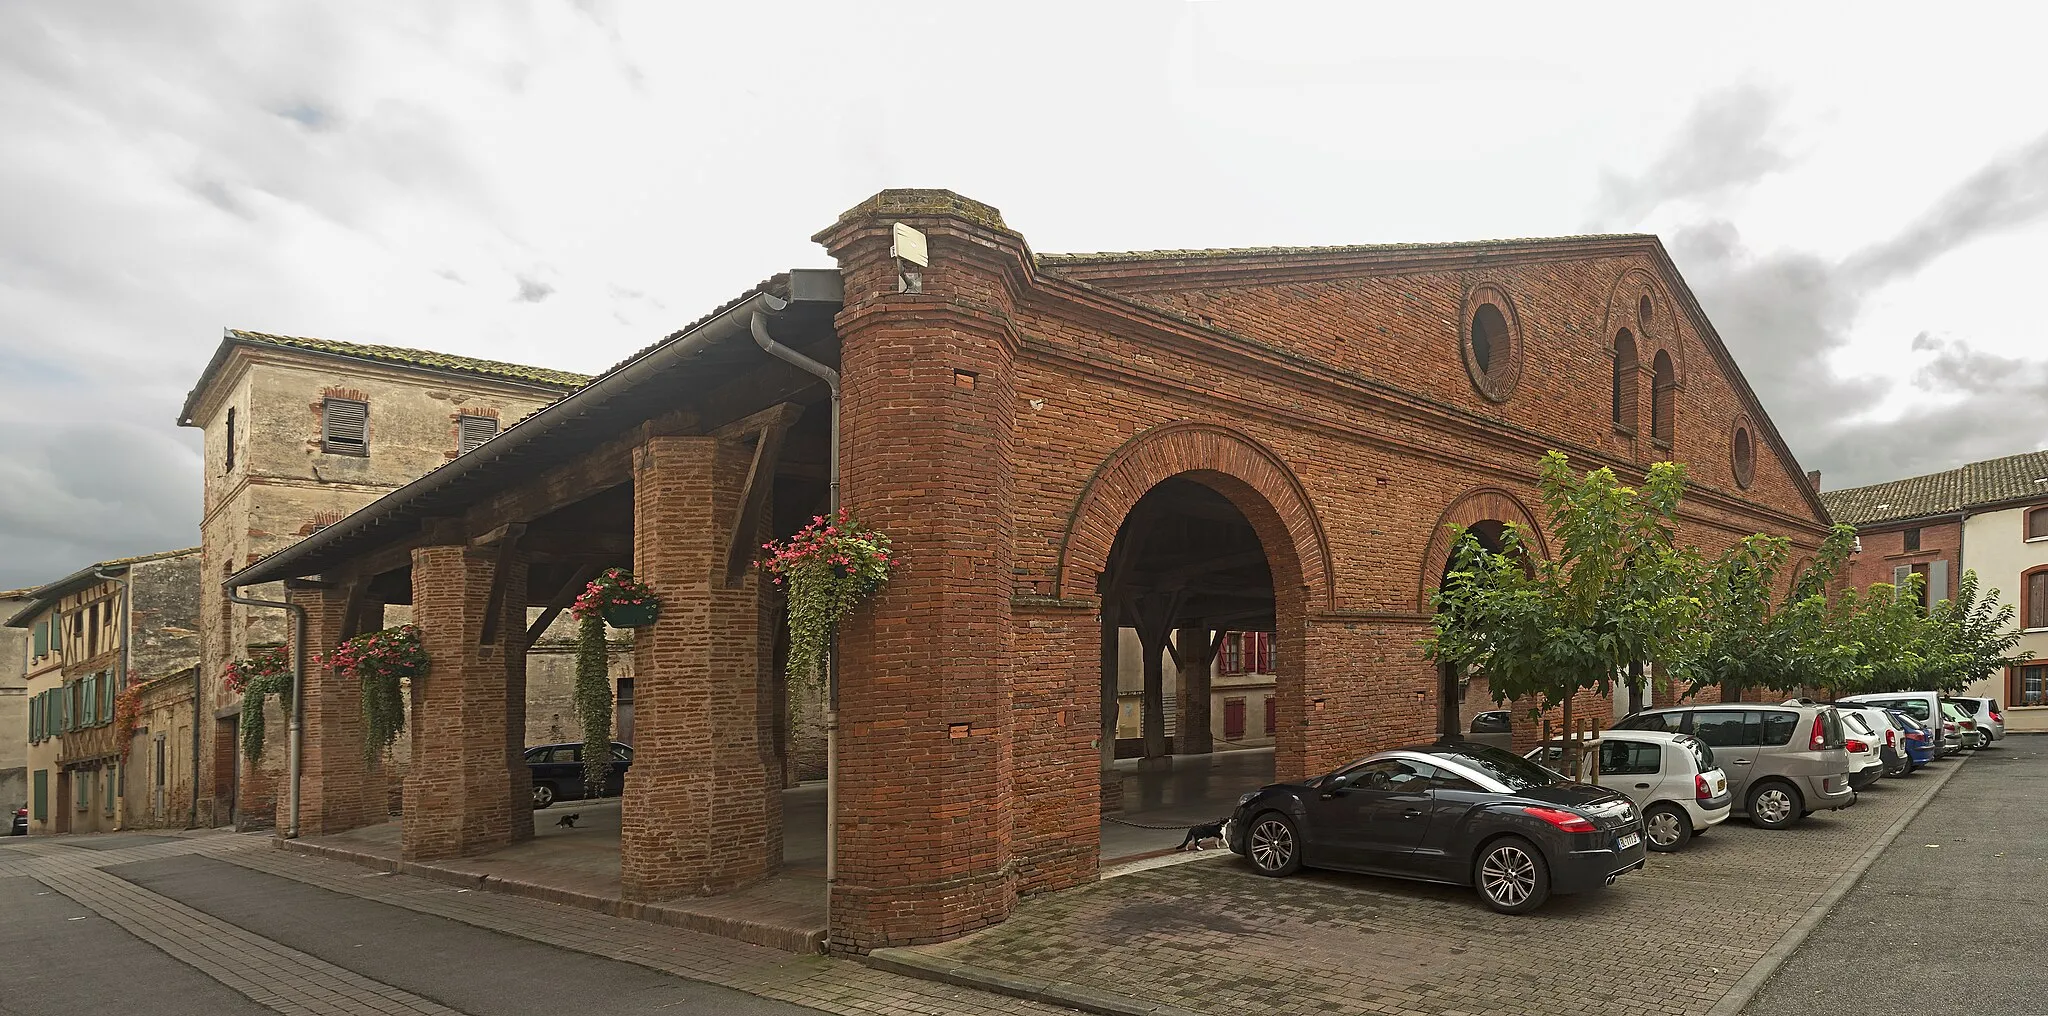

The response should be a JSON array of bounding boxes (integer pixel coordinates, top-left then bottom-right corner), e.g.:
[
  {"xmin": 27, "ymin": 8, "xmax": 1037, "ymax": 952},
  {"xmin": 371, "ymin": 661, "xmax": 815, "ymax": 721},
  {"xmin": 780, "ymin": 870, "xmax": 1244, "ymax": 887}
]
[
  {"xmin": 84, "ymin": 674, "xmax": 96, "ymax": 726},
  {"xmin": 2032, "ymin": 510, "xmax": 2048, "ymax": 541},
  {"xmin": 1927, "ymin": 560, "xmax": 1948, "ymax": 608},
  {"xmin": 29, "ymin": 694, "xmax": 40, "ymax": 742},
  {"xmin": 32, "ymin": 619, "xmax": 47, "ymax": 657},
  {"xmin": 322, "ymin": 398, "xmax": 369, "ymax": 454},
  {"xmin": 2031, "ymin": 572, "xmax": 2048, "ymax": 630},
  {"xmin": 457, "ymin": 414, "xmax": 499, "ymax": 453},
  {"xmin": 32, "ymin": 770, "xmax": 46, "ymax": 822},
  {"xmin": 1891, "ymin": 565, "xmax": 1912, "ymax": 589}
]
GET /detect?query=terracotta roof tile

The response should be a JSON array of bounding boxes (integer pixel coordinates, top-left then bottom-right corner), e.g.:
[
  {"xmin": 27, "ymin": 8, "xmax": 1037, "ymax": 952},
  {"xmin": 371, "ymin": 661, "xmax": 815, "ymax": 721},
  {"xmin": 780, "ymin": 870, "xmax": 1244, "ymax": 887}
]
[
  {"xmin": 1820, "ymin": 449, "xmax": 2048, "ymax": 526},
  {"xmin": 226, "ymin": 330, "xmax": 590, "ymax": 389},
  {"xmin": 1036, "ymin": 234, "xmax": 1653, "ymax": 266}
]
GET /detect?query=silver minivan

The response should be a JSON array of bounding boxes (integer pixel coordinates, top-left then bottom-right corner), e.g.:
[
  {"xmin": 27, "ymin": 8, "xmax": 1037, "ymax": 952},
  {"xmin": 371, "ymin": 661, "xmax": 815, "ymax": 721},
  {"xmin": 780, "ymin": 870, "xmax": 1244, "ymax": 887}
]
[{"xmin": 1611, "ymin": 703, "xmax": 1853, "ymax": 829}]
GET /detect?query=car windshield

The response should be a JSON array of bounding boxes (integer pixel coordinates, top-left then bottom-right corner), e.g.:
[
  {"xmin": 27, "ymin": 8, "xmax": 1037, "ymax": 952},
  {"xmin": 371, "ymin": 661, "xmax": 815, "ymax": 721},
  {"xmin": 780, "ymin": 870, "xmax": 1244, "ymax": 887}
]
[{"xmin": 1426, "ymin": 742, "xmax": 1565, "ymax": 791}]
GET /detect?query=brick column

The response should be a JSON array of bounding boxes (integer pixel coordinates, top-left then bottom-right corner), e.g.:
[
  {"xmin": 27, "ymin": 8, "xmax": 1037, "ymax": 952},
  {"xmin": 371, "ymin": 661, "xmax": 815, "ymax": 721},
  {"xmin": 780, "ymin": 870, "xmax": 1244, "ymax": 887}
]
[
  {"xmin": 402, "ymin": 544, "xmax": 524, "ymax": 861},
  {"xmin": 1175, "ymin": 627, "xmax": 1214, "ymax": 755},
  {"xmin": 621, "ymin": 434, "xmax": 779, "ymax": 900},
  {"xmin": 818, "ymin": 190, "xmax": 1023, "ymax": 952},
  {"xmin": 280, "ymin": 582, "xmax": 379, "ymax": 836}
]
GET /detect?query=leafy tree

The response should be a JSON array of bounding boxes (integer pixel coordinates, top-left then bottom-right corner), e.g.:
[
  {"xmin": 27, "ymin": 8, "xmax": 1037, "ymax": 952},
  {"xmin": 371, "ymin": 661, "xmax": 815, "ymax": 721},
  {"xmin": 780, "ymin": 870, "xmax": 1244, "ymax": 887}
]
[
  {"xmin": 1824, "ymin": 570, "xmax": 2028, "ymax": 696},
  {"xmin": 1678, "ymin": 524, "xmax": 1857, "ymax": 703},
  {"xmin": 1426, "ymin": 452, "xmax": 1702, "ymax": 761}
]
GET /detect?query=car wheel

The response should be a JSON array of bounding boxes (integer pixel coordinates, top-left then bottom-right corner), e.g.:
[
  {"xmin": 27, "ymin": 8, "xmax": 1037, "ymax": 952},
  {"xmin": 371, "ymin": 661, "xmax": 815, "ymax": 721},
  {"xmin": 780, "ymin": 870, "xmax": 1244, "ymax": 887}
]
[
  {"xmin": 1245, "ymin": 812, "xmax": 1302, "ymax": 877},
  {"xmin": 1475, "ymin": 836, "xmax": 1550, "ymax": 914},
  {"xmin": 1747, "ymin": 781, "xmax": 1802, "ymax": 829},
  {"xmin": 1643, "ymin": 804, "xmax": 1691, "ymax": 853},
  {"xmin": 532, "ymin": 783, "xmax": 556, "ymax": 810}
]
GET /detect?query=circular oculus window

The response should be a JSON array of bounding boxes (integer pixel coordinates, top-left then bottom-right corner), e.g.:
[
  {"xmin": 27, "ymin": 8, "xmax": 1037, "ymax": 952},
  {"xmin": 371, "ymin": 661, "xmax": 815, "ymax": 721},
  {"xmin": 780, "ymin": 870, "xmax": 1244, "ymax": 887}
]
[
  {"xmin": 1461, "ymin": 286, "xmax": 1524, "ymax": 402},
  {"xmin": 1731, "ymin": 421, "xmax": 1756, "ymax": 489}
]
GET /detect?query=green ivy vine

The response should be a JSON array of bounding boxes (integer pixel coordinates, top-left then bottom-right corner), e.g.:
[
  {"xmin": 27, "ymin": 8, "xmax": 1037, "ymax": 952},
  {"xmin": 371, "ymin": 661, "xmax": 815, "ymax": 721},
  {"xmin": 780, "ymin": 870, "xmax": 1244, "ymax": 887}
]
[{"xmin": 574, "ymin": 612, "xmax": 614, "ymax": 793}]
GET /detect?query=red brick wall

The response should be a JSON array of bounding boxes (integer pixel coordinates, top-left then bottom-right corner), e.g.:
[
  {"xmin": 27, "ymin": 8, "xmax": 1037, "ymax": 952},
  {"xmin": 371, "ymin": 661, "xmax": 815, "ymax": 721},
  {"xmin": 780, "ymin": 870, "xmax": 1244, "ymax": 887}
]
[
  {"xmin": 812, "ymin": 190, "xmax": 1829, "ymax": 952},
  {"xmin": 1839, "ymin": 519, "xmax": 1961, "ymax": 602}
]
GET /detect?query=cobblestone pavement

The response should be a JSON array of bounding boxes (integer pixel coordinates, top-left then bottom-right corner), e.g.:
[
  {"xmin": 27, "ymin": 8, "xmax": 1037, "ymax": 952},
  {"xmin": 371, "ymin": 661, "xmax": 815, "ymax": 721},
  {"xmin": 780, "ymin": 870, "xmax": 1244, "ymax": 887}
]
[
  {"xmin": 0, "ymin": 831, "xmax": 1083, "ymax": 1016},
  {"xmin": 903, "ymin": 758, "xmax": 1966, "ymax": 1016}
]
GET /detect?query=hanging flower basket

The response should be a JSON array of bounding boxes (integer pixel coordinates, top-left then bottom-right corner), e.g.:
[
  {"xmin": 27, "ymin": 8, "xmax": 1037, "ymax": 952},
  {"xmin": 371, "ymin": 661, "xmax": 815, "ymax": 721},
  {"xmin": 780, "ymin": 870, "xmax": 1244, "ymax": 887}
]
[
  {"xmin": 330, "ymin": 624, "xmax": 428, "ymax": 762},
  {"xmin": 225, "ymin": 648, "xmax": 291, "ymax": 762},
  {"xmin": 573, "ymin": 568, "xmax": 661, "ymax": 629},
  {"xmin": 761, "ymin": 509, "xmax": 894, "ymax": 687}
]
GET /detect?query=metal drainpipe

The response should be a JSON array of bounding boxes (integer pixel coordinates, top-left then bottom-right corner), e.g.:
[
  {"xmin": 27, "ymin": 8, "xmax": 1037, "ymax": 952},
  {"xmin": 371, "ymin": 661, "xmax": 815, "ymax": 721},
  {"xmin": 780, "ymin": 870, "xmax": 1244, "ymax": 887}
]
[
  {"xmin": 92, "ymin": 568, "xmax": 132, "ymax": 824},
  {"xmin": 749, "ymin": 310, "xmax": 841, "ymax": 889},
  {"xmin": 226, "ymin": 588, "xmax": 306, "ymax": 838},
  {"xmin": 190, "ymin": 665, "xmax": 201, "ymax": 828}
]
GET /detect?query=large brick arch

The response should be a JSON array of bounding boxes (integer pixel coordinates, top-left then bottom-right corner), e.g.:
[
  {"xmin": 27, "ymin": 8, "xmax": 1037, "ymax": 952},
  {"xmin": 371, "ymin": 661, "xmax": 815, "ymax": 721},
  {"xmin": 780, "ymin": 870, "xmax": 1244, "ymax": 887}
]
[
  {"xmin": 1416, "ymin": 486, "xmax": 1550, "ymax": 612},
  {"xmin": 1055, "ymin": 421, "xmax": 1334, "ymax": 611}
]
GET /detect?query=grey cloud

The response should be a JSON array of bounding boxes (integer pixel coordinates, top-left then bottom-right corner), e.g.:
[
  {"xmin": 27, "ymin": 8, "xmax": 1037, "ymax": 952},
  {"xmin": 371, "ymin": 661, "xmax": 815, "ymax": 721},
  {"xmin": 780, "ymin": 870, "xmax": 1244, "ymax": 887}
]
[
  {"xmin": 516, "ymin": 274, "xmax": 554, "ymax": 302},
  {"xmin": 276, "ymin": 102, "xmax": 336, "ymax": 131},
  {"xmin": 1590, "ymin": 85, "xmax": 1794, "ymax": 230},
  {"xmin": 1605, "ymin": 93, "xmax": 2048, "ymax": 489},
  {"xmin": 0, "ymin": 423, "xmax": 200, "ymax": 589}
]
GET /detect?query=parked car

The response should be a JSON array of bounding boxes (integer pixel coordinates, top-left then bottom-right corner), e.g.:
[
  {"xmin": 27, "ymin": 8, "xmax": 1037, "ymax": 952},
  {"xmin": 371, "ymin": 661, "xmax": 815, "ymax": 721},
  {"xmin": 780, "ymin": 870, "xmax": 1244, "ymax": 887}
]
[
  {"xmin": 1229, "ymin": 740, "xmax": 1647, "ymax": 913},
  {"xmin": 1523, "ymin": 730, "xmax": 1730, "ymax": 852},
  {"xmin": 1611, "ymin": 702, "xmax": 1853, "ymax": 829},
  {"xmin": 9, "ymin": 806, "xmax": 24, "ymax": 835},
  {"xmin": 1784, "ymin": 699, "xmax": 1917, "ymax": 779},
  {"xmin": 1839, "ymin": 692, "xmax": 1963, "ymax": 755},
  {"xmin": 1950, "ymin": 696, "xmax": 2005, "ymax": 745},
  {"xmin": 1888, "ymin": 710, "xmax": 1938, "ymax": 771},
  {"xmin": 1941, "ymin": 700, "xmax": 1984, "ymax": 749},
  {"xmin": 1468, "ymin": 710, "xmax": 1514, "ymax": 749},
  {"xmin": 525, "ymin": 740, "xmax": 634, "ymax": 809}
]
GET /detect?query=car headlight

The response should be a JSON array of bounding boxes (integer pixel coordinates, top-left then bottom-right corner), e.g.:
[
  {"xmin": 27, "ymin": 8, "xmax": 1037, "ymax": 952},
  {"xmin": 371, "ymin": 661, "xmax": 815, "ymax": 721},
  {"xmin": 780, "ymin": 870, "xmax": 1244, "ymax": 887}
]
[{"xmin": 1235, "ymin": 791, "xmax": 1258, "ymax": 807}]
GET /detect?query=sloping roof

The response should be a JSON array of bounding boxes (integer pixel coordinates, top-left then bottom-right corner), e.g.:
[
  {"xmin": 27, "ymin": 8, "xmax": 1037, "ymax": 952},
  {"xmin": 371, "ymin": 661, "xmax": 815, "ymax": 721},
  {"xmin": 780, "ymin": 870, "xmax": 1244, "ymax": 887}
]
[
  {"xmin": 1037, "ymin": 234, "xmax": 1653, "ymax": 267},
  {"xmin": 178, "ymin": 329, "xmax": 589, "ymax": 426},
  {"xmin": 1821, "ymin": 449, "xmax": 2048, "ymax": 527},
  {"xmin": 4, "ymin": 547, "xmax": 202, "ymax": 628}
]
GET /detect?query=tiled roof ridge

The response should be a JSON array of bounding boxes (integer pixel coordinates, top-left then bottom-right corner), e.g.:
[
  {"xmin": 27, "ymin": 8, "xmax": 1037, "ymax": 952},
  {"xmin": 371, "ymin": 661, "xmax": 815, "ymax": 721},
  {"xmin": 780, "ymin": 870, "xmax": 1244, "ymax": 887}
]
[
  {"xmin": 1037, "ymin": 233, "xmax": 1655, "ymax": 265},
  {"xmin": 226, "ymin": 330, "xmax": 591, "ymax": 389},
  {"xmin": 1819, "ymin": 448, "xmax": 2048, "ymax": 526}
]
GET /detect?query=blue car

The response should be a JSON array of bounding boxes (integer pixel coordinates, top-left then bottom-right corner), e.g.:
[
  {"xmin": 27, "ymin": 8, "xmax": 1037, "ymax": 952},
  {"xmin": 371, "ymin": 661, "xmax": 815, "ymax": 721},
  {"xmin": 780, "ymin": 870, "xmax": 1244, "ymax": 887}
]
[{"xmin": 1889, "ymin": 710, "xmax": 1937, "ymax": 770}]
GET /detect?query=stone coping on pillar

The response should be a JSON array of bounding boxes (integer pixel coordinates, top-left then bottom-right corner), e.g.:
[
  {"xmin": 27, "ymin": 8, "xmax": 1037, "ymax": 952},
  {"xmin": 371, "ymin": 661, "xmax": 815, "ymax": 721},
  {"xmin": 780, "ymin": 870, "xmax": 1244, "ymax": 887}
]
[{"xmin": 275, "ymin": 837, "xmax": 827, "ymax": 954}]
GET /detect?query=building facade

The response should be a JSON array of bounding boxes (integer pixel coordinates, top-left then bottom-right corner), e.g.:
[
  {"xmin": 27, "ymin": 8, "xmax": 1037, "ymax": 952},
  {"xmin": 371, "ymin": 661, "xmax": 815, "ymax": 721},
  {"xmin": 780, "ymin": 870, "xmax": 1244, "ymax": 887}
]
[
  {"xmin": 0, "ymin": 590, "xmax": 29, "ymax": 817},
  {"xmin": 1822, "ymin": 449, "xmax": 2048, "ymax": 731},
  {"xmin": 177, "ymin": 331, "xmax": 619, "ymax": 828},
  {"xmin": 10, "ymin": 549, "xmax": 201, "ymax": 835},
  {"xmin": 223, "ymin": 189, "xmax": 1830, "ymax": 952}
]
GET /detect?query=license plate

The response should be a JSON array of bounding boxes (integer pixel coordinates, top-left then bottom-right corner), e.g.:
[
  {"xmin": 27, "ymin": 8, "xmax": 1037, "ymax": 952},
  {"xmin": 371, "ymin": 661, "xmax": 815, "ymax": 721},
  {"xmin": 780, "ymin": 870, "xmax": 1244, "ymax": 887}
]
[{"xmin": 1617, "ymin": 832, "xmax": 1641, "ymax": 850}]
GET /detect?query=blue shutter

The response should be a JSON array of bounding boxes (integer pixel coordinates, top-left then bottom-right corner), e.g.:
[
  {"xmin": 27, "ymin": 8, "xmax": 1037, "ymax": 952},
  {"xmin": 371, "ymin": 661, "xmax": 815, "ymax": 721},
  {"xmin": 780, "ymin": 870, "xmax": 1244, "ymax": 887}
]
[
  {"xmin": 28, "ymin": 694, "xmax": 39, "ymax": 743},
  {"xmin": 82, "ymin": 674, "xmax": 95, "ymax": 727},
  {"xmin": 31, "ymin": 619, "xmax": 48, "ymax": 658}
]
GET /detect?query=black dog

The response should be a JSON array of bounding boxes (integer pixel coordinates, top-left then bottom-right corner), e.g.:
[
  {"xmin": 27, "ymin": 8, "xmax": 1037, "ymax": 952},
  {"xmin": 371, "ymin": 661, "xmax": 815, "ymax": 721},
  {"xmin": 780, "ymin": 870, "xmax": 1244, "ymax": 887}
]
[
  {"xmin": 1178, "ymin": 819, "xmax": 1226, "ymax": 851},
  {"xmin": 555, "ymin": 813, "xmax": 581, "ymax": 829}
]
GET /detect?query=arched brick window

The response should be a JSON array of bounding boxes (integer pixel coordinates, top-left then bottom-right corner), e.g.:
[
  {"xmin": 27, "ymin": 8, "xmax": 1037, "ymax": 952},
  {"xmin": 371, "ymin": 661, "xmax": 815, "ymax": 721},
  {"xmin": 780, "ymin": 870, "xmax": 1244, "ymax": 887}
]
[
  {"xmin": 1612, "ymin": 330, "xmax": 1639, "ymax": 430},
  {"xmin": 1650, "ymin": 350, "xmax": 1676, "ymax": 446}
]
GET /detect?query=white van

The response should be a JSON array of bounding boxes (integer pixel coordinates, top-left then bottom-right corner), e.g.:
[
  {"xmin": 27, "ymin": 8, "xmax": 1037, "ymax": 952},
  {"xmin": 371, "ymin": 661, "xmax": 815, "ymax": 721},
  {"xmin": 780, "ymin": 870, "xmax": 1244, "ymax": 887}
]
[{"xmin": 1839, "ymin": 692, "xmax": 1959, "ymax": 755}]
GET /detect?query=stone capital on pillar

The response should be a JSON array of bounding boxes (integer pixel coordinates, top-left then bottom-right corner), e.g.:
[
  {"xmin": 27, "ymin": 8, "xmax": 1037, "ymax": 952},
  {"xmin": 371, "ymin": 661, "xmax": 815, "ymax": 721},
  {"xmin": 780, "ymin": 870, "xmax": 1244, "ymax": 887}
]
[
  {"xmin": 622, "ymin": 433, "xmax": 780, "ymax": 901},
  {"xmin": 402, "ymin": 543, "xmax": 527, "ymax": 862}
]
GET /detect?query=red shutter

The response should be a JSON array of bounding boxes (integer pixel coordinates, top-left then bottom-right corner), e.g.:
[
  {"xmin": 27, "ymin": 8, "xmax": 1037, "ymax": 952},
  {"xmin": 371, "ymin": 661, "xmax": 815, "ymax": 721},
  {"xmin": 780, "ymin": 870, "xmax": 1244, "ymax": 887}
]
[
  {"xmin": 2030, "ymin": 571, "xmax": 2048, "ymax": 630},
  {"xmin": 1263, "ymin": 697, "xmax": 1276, "ymax": 735},
  {"xmin": 1224, "ymin": 698, "xmax": 1247, "ymax": 740}
]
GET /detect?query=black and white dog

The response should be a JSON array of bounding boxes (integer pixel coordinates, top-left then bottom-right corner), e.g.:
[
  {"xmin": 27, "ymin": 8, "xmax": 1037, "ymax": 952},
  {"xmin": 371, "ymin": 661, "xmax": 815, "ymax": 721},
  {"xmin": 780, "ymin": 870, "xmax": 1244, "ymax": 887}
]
[{"xmin": 1177, "ymin": 819, "xmax": 1227, "ymax": 851}]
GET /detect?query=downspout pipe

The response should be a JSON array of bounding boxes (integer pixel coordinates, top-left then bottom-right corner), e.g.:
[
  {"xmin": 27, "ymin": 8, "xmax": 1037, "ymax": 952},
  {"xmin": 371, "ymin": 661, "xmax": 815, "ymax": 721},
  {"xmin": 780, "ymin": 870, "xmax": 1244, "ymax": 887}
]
[
  {"xmin": 93, "ymin": 567, "xmax": 133, "ymax": 826},
  {"xmin": 226, "ymin": 587, "xmax": 306, "ymax": 838},
  {"xmin": 749, "ymin": 310, "xmax": 841, "ymax": 889}
]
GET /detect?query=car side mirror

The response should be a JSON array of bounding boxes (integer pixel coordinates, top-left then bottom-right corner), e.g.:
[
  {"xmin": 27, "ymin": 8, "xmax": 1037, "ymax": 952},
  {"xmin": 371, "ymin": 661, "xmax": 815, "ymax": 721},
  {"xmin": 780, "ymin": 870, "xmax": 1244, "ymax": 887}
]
[{"xmin": 1319, "ymin": 774, "xmax": 1350, "ymax": 798}]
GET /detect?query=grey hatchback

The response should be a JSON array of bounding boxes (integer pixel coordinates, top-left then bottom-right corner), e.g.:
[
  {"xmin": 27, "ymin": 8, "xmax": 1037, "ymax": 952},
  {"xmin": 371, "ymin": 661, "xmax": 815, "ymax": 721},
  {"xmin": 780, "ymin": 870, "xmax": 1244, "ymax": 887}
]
[{"xmin": 1611, "ymin": 703, "xmax": 1853, "ymax": 829}]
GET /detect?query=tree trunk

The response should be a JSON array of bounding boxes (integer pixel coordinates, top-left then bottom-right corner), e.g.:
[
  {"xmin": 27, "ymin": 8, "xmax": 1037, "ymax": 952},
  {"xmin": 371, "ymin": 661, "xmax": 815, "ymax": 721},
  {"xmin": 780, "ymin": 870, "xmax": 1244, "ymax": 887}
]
[{"xmin": 1626, "ymin": 660, "xmax": 1645, "ymax": 715}]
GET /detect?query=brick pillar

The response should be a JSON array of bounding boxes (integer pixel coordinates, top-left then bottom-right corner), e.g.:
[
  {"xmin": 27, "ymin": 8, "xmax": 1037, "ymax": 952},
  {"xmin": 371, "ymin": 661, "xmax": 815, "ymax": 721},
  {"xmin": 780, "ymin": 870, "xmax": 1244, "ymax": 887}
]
[
  {"xmin": 402, "ymin": 544, "xmax": 524, "ymax": 861},
  {"xmin": 621, "ymin": 434, "xmax": 779, "ymax": 900},
  {"xmin": 280, "ymin": 582, "xmax": 378, "ymax": 836},
  {"xmin": 818, "ymin": 190, "xmax": 1022, "ymax": 952},
  {"xmin": 1175, "ymin": 627, "xmax": 1213, "ymax": 756}
]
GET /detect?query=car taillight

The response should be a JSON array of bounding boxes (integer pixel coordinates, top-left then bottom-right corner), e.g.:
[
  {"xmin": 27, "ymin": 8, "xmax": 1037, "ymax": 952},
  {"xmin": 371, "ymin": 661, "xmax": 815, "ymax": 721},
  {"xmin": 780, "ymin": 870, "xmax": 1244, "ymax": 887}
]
[
  {"xmin": 1846, "ymin": 738, "xmax": 1869, "ymax": 754},
  {"xmin": 1521, "ymin": 806, "xmax": 1597, "ymax": 833},
  {"xmin": 1961, "ymin": 719, "xmax": 1976, "ymax": 729},
  {"xmin": 1695, "ymin": 774, "xmax": 1711, "ymax": 802},
  {"xmin": 1991, "ymin": 708, "xmax": 2002, "ymax": 722},
  {"xmin": 1810, "ymin": 714, "xmax": 1827, "ymax": 751},
  {"xmin": 1907, "ymin": 730, "xmax": 1926, "ymax": 742},
  {"xmin": 1886, "ymin": 728, "xmax": 1896, "ymax": 748}
]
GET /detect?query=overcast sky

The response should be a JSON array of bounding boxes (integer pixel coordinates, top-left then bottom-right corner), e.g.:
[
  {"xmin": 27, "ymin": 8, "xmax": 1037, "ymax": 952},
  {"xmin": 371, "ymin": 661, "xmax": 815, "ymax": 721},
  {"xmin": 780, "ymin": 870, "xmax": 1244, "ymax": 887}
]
[{"xmin": 3, "ymin": 2, "xmax": 2044, "ymax": 589}]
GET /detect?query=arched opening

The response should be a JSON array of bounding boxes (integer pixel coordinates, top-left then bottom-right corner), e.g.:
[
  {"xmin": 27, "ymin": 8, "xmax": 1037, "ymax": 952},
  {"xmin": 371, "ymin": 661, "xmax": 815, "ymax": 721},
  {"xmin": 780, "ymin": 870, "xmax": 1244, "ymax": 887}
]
[
  {"xmin": 1612, "ymin": 330, "xmax": 1639, "ymax": 431},
  {"xmin": 1650, "ymin": 349, "xmax": 1676, "ymax": 445},
  {"xmin": 1097, "ymin": 475, "xmax": 1289, "ymax": 860},
  {"xmin": 1434, "ymin": 520, "xmax": 1514, "ymax": 739},
  {"xmin": 1470, "ymin": 303, "xmax": 1508, "ymax": 378}
]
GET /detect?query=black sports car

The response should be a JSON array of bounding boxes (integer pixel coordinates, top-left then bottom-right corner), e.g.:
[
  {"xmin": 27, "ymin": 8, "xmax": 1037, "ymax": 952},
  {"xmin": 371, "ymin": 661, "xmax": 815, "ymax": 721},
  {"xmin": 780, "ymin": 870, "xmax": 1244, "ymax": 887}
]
[{"xmin": 1227, "ymin": 740, "xmax": 1647, "ymax": 913}]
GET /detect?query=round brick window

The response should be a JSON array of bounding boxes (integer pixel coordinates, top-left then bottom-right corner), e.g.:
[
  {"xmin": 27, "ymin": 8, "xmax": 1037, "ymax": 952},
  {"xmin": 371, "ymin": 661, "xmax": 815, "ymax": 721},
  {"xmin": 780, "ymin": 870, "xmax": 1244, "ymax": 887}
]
[
  {"xmin": 1732, "ymin": 421, "xmax": 1756, "ymax": 489},
  {"xmin": 1461, "ymin": 285, "xmax": 1523, "ymax": 402},
  {"xmin": 1638, "ymin": 295, "xmax": 1654, "ymax": 331}
]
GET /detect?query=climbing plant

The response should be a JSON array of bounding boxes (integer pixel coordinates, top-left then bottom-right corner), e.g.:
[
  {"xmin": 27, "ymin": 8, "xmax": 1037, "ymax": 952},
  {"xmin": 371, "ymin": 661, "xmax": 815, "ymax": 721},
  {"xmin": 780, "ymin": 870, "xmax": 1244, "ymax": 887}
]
[
  {"xmin": 329, "ymin": 624, "xmax": 427, "ymax": 762},
  {"xmin": 568, "ymin": 569, "xmax": 656, "ymax": 792},
  {"xmin": 224, "ymin": 648, "xmax": 292, "ymax": 762},
  {"xmin": 760, "ymin": 509, "xmax": 894, "ymax": 689}
]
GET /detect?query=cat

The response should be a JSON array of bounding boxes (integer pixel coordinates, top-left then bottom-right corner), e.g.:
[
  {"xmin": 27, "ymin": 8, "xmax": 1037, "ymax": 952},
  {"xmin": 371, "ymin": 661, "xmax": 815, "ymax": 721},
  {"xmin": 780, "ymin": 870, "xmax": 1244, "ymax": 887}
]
[{"xmin": 1178, "ymin": 819, "xmax": 1226, "ymax": 851}]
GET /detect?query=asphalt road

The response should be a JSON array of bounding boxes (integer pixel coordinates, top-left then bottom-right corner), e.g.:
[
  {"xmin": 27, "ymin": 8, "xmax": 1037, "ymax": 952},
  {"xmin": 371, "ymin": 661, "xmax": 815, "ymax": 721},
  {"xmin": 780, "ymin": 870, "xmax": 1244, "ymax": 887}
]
[
  {"xmin": 1743, "ymin": 735, "xmax": 2048, "ymax": 1015},
  {"xmin": 102, "ymin": 854, "xmax": 818, "ymax": 1015},
  {"xmin": 0, "ymin": 873, "xmax": 271, "ymax": 1016}
]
